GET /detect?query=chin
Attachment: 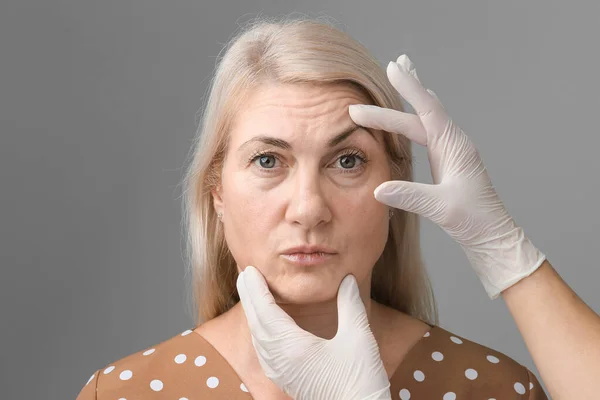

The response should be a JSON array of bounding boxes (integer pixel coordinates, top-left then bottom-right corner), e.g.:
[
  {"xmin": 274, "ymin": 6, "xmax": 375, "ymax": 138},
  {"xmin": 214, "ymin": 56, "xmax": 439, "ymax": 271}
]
[{"xmin": 271, "ymin": 279, "xmax": 340, "ymax": 305}]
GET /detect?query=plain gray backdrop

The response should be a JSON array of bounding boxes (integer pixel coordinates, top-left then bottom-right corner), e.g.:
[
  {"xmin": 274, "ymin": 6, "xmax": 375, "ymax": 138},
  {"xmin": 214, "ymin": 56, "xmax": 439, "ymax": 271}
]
[{"xmin": 2, "ymin": 0, "xmax": 599, "ymax": 398}]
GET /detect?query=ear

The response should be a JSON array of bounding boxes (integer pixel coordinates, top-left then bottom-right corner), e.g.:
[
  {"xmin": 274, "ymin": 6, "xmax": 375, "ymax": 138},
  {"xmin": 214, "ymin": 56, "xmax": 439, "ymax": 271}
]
[{"xmin": 211, "ymin": 184, "xmax": 224, "ymax": 215}]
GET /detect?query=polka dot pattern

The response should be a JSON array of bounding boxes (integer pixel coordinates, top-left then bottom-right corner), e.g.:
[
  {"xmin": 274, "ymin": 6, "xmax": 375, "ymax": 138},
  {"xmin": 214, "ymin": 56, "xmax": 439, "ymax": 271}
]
[
  {"xmin": 119, "ymin": 370, "xmax": 132, "ymax": 381},
  {"xmin": 75, "ymin": 326, "xmax": 548, "ymax": 400},
  {"xmin": 103, "ymin": 366, "xmax": 115, "ymax": 374},
  {"xmin": 195, "ymin": 355, "xmax": 207, "ymax": 367},
  {"xmin": 207, "ymin": 376, "xmax": 219, "ymax": 388},
  {"xmin": 465, "ymin": 368, "xmax": 478, "ymax": 380},
  {"xmin": 450, "ymin": 336, "xmax": 463, "ymax": 344},
  {"xmin": 514, "ymin": 382, "xmax": 526, "ymax": 394},
  {"xmin": 487, "ymin": 355, "xmax": 500, "ymax": 364},
  {"xmin": 413, "ymin": 370, "xmax": 425, "ymax": 382},
  {"xmin": 388, "ymin": 326, "xmax": 548, "ymax": 399},
  {"xmin": 150, "ymin": 379, "xmax": 163, "ymax": 391}
]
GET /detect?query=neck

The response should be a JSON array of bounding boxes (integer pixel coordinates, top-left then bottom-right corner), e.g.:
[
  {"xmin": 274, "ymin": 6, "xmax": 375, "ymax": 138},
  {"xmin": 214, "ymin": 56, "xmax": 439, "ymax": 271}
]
[{"xmin": 230, "ymin": 274, "xmax": 381, "ymax": 344}]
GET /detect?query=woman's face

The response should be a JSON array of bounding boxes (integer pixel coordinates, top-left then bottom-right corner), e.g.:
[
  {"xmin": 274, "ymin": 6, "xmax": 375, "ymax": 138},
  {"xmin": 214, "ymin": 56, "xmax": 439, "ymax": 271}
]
[{"xmin": 213, "ymin": 82, "xmax": 392, "ymax": 304}]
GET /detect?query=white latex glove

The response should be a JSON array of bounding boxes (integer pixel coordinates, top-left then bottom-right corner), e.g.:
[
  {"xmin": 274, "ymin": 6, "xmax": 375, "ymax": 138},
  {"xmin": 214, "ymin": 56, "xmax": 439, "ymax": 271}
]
[
  {"xmin": 236, "ymin": 265, "xmax": 391, "ymax": 400},
  {"xmin": 349, "ymin": 54, "xmax": 546, "ymax": 300}
]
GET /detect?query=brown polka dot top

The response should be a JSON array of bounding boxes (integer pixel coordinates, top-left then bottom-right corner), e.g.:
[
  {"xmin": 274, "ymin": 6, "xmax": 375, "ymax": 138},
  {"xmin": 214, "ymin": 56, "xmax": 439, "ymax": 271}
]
[{"xmin": 76, "ymin": 324, "xmax": 548, "ymax": 399}]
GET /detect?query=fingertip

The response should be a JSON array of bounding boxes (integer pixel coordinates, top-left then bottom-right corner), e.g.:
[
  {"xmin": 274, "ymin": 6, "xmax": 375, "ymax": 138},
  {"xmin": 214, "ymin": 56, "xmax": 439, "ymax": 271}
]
[
  {"xmin": 387, "ymin": 60, "xmax": 401, "ymax": 77},
  {"xmin": 242, "ymin": 265, "xmax": 269, "ymax": 292},
  {"xmin": 348, "ymin": 104, "xmax": 366, "ymax": 122},
  {"xmin": 374, "ymin": 181, "xmax": 392, "ymax": 197},
  {"xmin": 396, "ymin": 54, "xmax": 413, "ymax": 72},
  {"xmin": 348, "ymin": 104, "xmax": 359, "ymax": 118},
  {"xmin": 340, "ymin": 273, "xmax": 357, "ymax": 292}
]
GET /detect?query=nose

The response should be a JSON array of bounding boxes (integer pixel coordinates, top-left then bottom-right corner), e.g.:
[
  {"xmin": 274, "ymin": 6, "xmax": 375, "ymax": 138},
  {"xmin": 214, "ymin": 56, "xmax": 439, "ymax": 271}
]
[{"xmin": 285, "ymin": 167, "xmax": 332, "ymax": 229}]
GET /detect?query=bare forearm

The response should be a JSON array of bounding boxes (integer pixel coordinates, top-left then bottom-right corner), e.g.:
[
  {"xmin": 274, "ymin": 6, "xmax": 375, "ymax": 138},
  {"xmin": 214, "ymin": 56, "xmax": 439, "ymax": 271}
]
[{"xmin": 501, "ymin": 259, "xmax": 600, "ymax": 399}]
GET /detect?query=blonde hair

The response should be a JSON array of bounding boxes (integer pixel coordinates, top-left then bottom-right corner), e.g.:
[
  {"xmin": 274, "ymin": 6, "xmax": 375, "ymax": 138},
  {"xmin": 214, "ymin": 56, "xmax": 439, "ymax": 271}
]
[{"xmin": 181, "ymin": 14, "xmax": 438, "ymax": 327}]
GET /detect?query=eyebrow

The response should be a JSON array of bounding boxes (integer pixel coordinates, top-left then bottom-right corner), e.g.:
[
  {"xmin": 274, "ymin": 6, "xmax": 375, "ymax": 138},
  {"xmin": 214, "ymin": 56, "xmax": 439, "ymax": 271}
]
[{"xmin": 237, "ymin": 123, "xmax": 377, "ymax": 152}]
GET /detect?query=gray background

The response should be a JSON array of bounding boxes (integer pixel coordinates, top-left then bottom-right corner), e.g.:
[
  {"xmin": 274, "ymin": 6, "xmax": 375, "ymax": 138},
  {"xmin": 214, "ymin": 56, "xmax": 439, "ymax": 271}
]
[{"xmin": 2, "ymin": 0, "xmax": 598, "ymax": 398}]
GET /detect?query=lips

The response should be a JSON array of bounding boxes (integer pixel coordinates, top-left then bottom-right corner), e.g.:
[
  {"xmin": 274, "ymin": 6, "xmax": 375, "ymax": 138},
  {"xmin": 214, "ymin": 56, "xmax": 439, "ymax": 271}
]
[
  {"xmin": 281, "ymin": 245, "xmax": 337, "ymax": 255},
  {"xmin": 280, "ymin": 252, "xmax": 335, "ymax": 266}
]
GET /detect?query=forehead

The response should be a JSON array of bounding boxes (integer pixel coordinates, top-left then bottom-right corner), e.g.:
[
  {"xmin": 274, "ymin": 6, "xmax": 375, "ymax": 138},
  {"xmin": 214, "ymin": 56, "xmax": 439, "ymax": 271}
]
[{"xmin": 231, "ymin": 82, "xmax": 371, "ymax": 134}]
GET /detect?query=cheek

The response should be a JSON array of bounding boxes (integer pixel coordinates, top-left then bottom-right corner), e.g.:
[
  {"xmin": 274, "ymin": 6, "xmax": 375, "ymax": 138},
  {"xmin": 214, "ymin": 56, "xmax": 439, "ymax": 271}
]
[
  {"xmin": 337, "ymin": 189, "xmax": 389, "ymax": 264},
  {"xmin": 342, "ymin": 192, "xmax": 388, "ymax": 238},
  {"xmin": 221, "ymin": 172, "xmax": 280, "ymax": 266}
]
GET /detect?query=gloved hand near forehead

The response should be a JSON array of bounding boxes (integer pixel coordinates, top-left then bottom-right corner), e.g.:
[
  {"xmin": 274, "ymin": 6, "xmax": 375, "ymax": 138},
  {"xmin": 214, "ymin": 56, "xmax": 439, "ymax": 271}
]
[{"xmin": 349, "ymin": 54, "xmax": 546, "ymax": 300}]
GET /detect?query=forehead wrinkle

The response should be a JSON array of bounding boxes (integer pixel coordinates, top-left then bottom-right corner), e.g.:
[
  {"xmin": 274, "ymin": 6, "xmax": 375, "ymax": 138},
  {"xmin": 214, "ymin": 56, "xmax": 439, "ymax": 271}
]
[
  {"xmin": 233, "ymin": 84, "xmax": 376, "ymax": 153},
  {"xmin": 237, "ymin": 124, "xmax": 378, "ymax": 153}
]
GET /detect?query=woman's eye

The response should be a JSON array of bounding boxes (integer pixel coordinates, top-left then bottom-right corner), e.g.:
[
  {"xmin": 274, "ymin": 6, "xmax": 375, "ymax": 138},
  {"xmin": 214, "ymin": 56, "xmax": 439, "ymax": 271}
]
[
  {"xmin": 249, "ymin": 150, "xmax": 368, "ymax": 173},
  {"xmin": 256, "ymin": 154, "xmax": 277, "ymax": 169},
  {"xmin": 339, "ymin": 154, "xmax": 358, "ymax": 169}
]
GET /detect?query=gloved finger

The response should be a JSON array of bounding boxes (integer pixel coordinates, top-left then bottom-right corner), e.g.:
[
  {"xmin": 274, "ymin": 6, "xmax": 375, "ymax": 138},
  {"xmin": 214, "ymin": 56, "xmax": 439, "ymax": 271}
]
[
  {"xmin": 241, "ymin": 265, "xmax": 298, "ymax": 336},
  {"xmin": 335, "ymin": 274, "xmax": 370, "ymax": 337},
  {"xmin": 387, "ymin": 55, "xmax": 449, "ymax": 133},
  {"xmin": 348, "ymin": 104, "xmax": 428, "ymax": 146},
  {"xmin": 236, "ymin": 269, "xmax": 264, "ymax": 336},
  {"xmin": 374, "ymin": 180, "xmax": 444, "ymax": 222},
  {"xmin": 397, "ymin": 54, "xmax": 422, "ymax": 83}
]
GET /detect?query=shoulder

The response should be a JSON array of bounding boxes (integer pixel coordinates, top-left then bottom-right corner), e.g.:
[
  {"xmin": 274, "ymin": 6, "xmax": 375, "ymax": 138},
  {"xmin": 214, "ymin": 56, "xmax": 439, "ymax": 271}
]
[
  {"xmin": 76, "ymin": 328, "xmax": 251, "ymax": 400},
  {"xmin": 390, "ymin": 325, "xmax": 548, "ymax": 399}
]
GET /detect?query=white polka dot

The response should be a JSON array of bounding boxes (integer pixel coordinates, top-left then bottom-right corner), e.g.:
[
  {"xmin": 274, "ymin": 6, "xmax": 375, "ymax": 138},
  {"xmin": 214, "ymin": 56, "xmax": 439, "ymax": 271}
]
[
  {"xmin": 432, "ymin": 351, "xmax": 444, "ymax": 361},
  {"xmin": 443, "ymin": 393, "xmax": 456, "ymax": 400},
  {"xmin": 174, "ymin": 354, "xmax": 187, "ymax": 364},
  {"xmin": 486, "ymin": 355, "xmax": 500, "ymax": 363},
  {"xmin": 118, "ymin": 398, "xmax": 126, "ymax": 400},
  {"xmin": 488, "ymin": 398, "xmax": 497, "ymax": 400},
  {"xmin": 423, "ymin": 331, "xmax": 430, "ymax": 337},
  {"xmin": 195, "ymin": 355, "xmax": 207, "ymax": 366},
  {"xmin": 465, "ymin": 368, "xmax": 478, "ymax": 380},
  {"xmin": 240, "ymin": 383, "xmax": 249, "ymax": 392},
  {"xmin": 143, "ymin": 348, "xmax": 155, "ymax": 356},
  {"xmin": 514, "ymin": 382, "xmax": 526, "ymax": 394},
  {"xmin": 413, "ymin": 370, "xmax": 425, "ymax": 382},
  {"xmin": 150, "ymin": 379, "xmax": 163, "ymax": 391},
  {"xmin": 207, "ymin": 376, "xmax": 219, "ymax": 388},
  {"xmin": 450, "ymin": 336, "xmax": 463, "ymax": 344},
  {"xmin": 399, "ymin": 388, "xmax": 411, "ymax": 399},
  {"xmin": 86, "ymin": 374, "xmax": 95, "ymax": 385},
  {"xmin": 103, "ymin": 366, "xmax": 115, "ymax": 374},
  {"xmin": 181, "ymin": 329, "xmax": 193, "ymax": 336},
  {"xmin": 179, "ymin": 398, "xmax": 188, "ymax": 400},
  {"xmin": 530, "ymin": 382, "xmax": 534, "ymax": 389},
  {"xmin": 119, "ymin": 370, "xmax": 133, "ymax": 380}
]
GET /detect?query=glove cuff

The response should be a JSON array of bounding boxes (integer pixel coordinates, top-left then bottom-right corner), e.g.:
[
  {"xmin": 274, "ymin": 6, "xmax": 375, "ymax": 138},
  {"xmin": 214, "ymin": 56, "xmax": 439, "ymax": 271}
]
[{"xmin": 462, "ymin": 226, "xmax": 547, "ymax": 299}]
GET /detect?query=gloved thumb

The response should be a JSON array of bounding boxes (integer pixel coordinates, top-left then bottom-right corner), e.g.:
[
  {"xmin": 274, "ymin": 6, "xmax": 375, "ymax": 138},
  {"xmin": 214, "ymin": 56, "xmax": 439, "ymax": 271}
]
[
  {"xmin": 374, "ymin": 180, "xmax": 443, "ymax": 221},
  {"xmin": 336, "ymin": 274, "xmax": 371, "ymax": 336}
]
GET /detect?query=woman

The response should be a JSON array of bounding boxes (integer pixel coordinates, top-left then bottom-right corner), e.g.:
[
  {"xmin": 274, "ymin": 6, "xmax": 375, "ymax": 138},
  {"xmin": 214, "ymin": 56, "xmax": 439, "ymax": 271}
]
[{"xmin": 76, "ymin": 16, "xmax": 600, "ymax": 400}]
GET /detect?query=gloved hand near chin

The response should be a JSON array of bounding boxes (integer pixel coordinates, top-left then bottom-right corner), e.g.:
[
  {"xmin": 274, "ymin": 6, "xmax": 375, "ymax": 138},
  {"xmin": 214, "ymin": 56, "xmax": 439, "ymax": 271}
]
[
  {"xmin": 236, "ymin": 266, "xmax": 392, "ymax": 400},
  {"xmin": 349, "ymin": 54, "xmax": 546, "ymax": 300}
]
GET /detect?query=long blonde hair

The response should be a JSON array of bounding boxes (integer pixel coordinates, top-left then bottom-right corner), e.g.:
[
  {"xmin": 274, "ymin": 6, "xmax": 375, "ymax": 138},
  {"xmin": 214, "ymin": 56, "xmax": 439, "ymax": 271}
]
[{"xmin": 181, "ymin": 14, "xmax": 438, "ymax": 327}]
